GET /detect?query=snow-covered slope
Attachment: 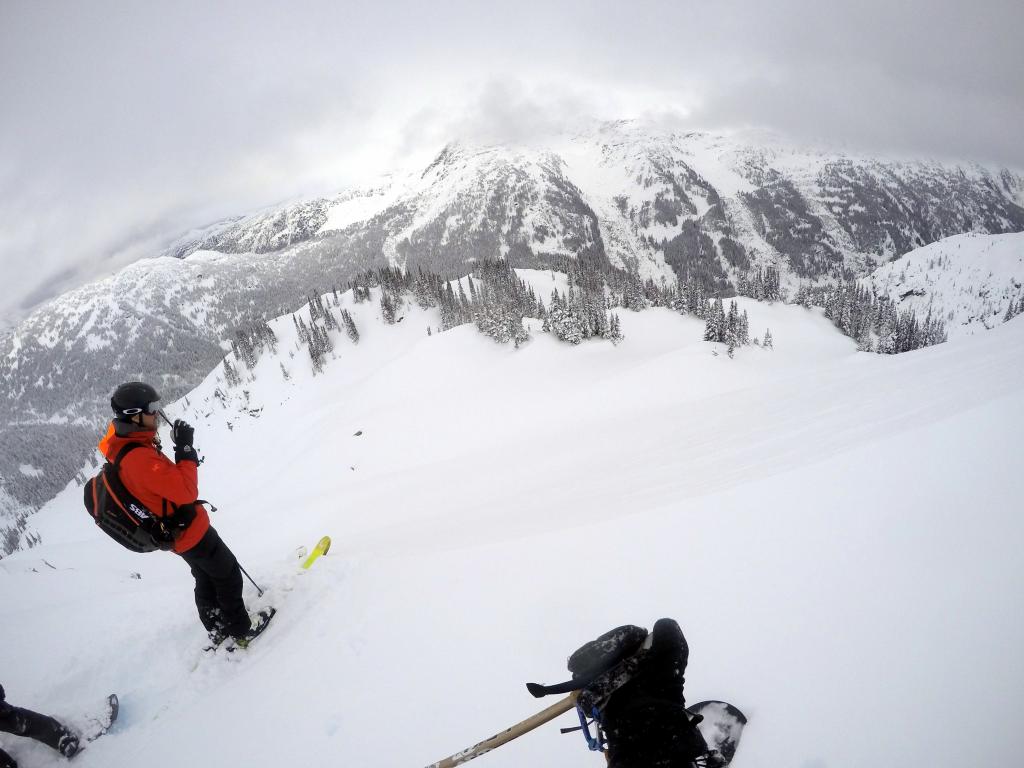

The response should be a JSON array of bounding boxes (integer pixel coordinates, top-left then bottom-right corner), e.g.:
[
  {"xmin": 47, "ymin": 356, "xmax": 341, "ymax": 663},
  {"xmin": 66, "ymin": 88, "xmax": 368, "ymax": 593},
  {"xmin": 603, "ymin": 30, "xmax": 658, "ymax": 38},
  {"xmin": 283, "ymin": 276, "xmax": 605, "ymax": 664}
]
[
  {"xmin": 867, "ymin": 231, "xmax": 1024, "ymax": 337},
  {"xmin": 2, "ymin": 279, "xmax": 1022, "ymax": 768},
  {"xmin": 4, "ymin": 124, "xmax": 1023, "ymax": 546}
]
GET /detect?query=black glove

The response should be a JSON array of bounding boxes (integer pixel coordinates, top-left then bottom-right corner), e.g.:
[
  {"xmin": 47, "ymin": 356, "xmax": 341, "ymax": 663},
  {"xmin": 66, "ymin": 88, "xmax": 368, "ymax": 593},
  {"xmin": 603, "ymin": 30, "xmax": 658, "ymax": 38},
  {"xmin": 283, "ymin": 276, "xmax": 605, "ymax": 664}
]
[
  {"xmin": 601, "ymin": 619, "xmax": 704, "ymax": 766},
  {"xmin": 172, "ymin": 419, "xmax": 198, "ymax": 463},
  {"xmin": 168, "ymin": 502, "xmax": 198, "ymax": 532},
  {"xmin": 172, "ymin": 419, "xmax": 194, "ymax": 447}
]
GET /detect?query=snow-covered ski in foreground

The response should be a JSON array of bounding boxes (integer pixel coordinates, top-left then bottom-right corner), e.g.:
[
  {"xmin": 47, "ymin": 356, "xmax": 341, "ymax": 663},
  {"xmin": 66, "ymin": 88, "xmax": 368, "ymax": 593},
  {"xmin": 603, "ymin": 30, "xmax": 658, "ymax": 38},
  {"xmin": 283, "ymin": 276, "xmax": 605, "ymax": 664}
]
[
  {"xmin": 689, "ymin": 700, "xmax": 746, "ymax": 767},
  {"xmin": 83, "ymin": 694, "xmax": 118, "ymax": 743},
  {"xmin": 65, "ymin": 694, "xmax": 118, "ymax": 757},
  {"xmin": 228, "ymin": 607, "xmax": 277, "ymax": 651}
]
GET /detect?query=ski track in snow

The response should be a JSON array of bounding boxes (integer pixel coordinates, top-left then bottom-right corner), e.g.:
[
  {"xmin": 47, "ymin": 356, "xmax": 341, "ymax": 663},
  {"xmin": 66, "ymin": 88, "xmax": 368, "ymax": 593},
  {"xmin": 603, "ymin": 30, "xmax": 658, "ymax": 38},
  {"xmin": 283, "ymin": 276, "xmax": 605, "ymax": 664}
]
[{"xmin": 2, "ymin": 276, "xmax": 1023, "ymax": 768}]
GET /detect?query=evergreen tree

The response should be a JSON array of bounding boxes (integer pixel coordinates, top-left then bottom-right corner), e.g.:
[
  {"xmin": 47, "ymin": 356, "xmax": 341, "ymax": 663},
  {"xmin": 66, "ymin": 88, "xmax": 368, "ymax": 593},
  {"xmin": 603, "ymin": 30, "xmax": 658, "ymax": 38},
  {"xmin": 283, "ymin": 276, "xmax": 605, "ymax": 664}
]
[
  {"xmin": 439, "ymin": 283, "xmax": 458, "ymax": 330},
  {"xmin": 763, "ymin": 328, "xmax": 773, "ymax": 349},
  {"xmin": 726, "ymin": 300, "xmax": 739, "ymax": 341},
  {"xmin": 307, "ymin": 325, "xmax": 332, "ymax": 375},
  {"xmin": 703, "ymin": 311, "xmax": 718, "ymax": 342},
  {"xmin": 340, "ymin": 309, "xmax": 359, "ymax": 344},
  {"xmin": 856, "ymin": 324, "xmax": 873, "ymax": 352},
  {"xmin": 606, "ymin": 313, "xmax": 624, "ymax": 344},
  {"xmin": 621, "ymin": 274, "xmax": 647, "ymax": 311},
  {"xmin": 795, "ymin": 284, "xmax": 812, "ymax": 308},
  {"xmin": 222, "ymin": 358, "xmax": 242, "ymax": 388},
  {"xmin": 1005, "ymin": 298, "xmax": 1018, "ymax": 323},
  {"xmin": 703, "ymin": 298, "xmax": 726, "ymax": 342},
  {"xmin": 545, "ymin": 291, "xmax": 585, "ymax": 344},
  {"xmin": 380, "ymin": 292, "xmax": 397, "ymax": 324}
]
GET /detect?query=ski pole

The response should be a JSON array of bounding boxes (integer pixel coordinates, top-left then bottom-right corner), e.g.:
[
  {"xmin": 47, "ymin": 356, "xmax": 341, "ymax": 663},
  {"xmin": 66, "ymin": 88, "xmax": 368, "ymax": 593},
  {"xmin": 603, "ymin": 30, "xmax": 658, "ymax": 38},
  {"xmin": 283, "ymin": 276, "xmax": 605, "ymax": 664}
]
[
  {"xmin": 238, "ymin": 562, "xmax": 265, "ymax": 598},
  {"xmin": 424, "ymin": 692, "xmax": 578, "ymax": 768}
]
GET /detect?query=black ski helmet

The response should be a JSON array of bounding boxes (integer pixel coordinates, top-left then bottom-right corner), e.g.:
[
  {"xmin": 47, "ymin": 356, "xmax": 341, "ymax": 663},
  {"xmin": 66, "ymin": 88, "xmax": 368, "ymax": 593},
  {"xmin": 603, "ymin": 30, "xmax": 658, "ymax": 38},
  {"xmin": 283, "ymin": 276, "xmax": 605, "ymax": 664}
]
[{"xmin": 110, "ymin": 381, "xmax": 162, "ymax": 420}]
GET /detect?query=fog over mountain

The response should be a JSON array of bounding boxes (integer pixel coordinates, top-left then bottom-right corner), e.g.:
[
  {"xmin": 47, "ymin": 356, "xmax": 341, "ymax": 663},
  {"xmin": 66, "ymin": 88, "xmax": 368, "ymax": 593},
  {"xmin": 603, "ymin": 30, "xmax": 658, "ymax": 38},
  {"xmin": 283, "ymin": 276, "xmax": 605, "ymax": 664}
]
[{"xmin": 2, "ymin": 1, "xmax": 1022, "ymax": 324}]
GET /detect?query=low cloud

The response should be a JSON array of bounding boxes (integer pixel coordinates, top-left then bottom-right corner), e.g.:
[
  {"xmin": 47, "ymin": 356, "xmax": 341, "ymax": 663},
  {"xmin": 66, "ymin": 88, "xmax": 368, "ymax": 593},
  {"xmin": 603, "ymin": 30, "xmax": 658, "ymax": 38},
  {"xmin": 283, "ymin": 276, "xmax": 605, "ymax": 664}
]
[{"xmin": 2, "ymin": 0, "xmax": 1021, "ymax": 325}]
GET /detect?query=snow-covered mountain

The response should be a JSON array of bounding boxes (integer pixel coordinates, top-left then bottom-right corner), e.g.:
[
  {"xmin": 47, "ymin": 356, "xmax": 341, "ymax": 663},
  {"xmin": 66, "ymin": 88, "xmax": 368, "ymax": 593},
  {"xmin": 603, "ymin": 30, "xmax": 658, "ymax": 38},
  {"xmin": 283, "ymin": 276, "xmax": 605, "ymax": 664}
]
[
  {"xmin": 168, "ymin": 124, "xmax": 1024, "ymax": 290},
  {"xmin": 2, "ymin": 278, "xmax": 1022, "ymax": 768},
  {"xmin": 866, "ymin": 231, "xmax": 1024, "ymax": 337},
  {"xmin": 2, "ymin": 122, "xmax": 1023, "ymax": 551}
]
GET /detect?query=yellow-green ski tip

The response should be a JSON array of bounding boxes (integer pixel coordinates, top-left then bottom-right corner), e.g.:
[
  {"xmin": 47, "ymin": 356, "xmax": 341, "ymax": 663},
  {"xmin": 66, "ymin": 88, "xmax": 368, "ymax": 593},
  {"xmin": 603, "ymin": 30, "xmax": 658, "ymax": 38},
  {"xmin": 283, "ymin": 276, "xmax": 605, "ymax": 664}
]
[{"xmin": 301, "ymin": 535, "xmax": 332, "ymax": 569}]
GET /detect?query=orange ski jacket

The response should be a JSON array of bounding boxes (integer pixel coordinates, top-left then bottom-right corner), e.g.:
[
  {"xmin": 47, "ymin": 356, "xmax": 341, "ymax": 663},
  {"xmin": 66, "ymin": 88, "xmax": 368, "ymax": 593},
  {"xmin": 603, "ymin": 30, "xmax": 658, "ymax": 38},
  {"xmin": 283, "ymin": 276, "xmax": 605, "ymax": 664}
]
[{"xmin": 97, "ymin": 423, "xmax": 209, "ymax": 554}]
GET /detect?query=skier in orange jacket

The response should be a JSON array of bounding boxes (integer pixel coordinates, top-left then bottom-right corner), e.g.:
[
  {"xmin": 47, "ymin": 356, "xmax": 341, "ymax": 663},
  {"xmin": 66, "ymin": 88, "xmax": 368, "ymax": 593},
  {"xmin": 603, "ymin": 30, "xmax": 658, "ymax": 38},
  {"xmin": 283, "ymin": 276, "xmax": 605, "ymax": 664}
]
[{"xmin": 99, "ymin": 382, "xmax": 260, "ymax": 645}]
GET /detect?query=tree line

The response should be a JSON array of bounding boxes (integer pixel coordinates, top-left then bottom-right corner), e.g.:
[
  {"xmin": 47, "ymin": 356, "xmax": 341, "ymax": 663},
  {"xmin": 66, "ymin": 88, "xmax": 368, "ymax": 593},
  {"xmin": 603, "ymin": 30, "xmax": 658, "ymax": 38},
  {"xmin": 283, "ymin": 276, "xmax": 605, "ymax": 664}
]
[
  {"xmin": 797, "ymin": 281, "xmax": 947, "ymax": 353},
  {"xmin": 214, "ymin": 257, "xmax": 952, "ymax": 390}
]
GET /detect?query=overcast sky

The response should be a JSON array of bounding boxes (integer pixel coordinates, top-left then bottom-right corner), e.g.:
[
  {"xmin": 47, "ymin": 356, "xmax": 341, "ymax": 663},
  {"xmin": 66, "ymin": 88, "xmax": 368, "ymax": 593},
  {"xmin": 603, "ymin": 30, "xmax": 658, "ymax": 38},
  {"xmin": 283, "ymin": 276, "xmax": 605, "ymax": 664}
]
[{"xmin": 2, "ymin": 0, "xmax": 1022, "ymax": 326}]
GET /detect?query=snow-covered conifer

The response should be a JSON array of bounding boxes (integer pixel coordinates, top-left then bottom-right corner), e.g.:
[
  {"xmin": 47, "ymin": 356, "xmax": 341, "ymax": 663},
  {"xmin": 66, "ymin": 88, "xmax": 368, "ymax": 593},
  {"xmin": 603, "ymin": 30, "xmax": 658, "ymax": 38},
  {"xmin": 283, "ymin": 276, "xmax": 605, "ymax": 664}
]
[
  {"xmin": 222, "ymin": 358, "xmax": 241, "ymax": 388},
  {"xmin": 380, "ymin": 293, "xmax": 397, "ymax": 324},
  {"xmin": 607, "ymin": 313, "xmax": 624, "ymax": 344},
  {"xmin": 1005, "ymin": 299, "xmax": 1018, "ymax": 322},
  {"xmin": 340, "ymin": 309, "xmax": 359, "ymax": 344}
]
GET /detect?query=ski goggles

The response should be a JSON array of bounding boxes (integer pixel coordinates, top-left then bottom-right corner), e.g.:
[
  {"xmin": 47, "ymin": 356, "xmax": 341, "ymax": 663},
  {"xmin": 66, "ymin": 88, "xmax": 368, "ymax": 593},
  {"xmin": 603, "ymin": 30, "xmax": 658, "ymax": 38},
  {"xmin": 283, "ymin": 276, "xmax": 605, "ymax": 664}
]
[{"xmin": 119, "ymin": 400, "xmax": 162, "ymax": 416}]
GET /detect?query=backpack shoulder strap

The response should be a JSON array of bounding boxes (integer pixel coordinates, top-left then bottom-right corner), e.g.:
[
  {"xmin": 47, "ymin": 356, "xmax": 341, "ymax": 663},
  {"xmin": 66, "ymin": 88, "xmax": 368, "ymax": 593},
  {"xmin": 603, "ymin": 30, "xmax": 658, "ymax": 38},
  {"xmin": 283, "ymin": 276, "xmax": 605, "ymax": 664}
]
[{"xmin": 113, "ymin": 442, "xmax": 146, "ymax": 466}]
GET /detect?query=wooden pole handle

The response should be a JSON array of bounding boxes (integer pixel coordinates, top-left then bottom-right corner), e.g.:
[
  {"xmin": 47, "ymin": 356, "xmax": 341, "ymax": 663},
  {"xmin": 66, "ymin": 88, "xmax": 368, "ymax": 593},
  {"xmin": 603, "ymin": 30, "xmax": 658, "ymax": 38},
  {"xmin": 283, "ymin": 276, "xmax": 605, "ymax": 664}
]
[{"xmin": 424, "ymin": 692, "xmax": 579, "ymax": 768}]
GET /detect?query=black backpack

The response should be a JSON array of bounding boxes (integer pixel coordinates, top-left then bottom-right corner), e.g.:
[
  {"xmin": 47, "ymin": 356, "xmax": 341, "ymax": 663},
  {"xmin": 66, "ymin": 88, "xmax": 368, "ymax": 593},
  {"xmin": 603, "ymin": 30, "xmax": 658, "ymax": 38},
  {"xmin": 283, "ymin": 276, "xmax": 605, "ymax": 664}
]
[
  {"xmin": 83, "ymin": 443, "xmax": 177, "ymax": 553},
  {"xmin": 528, "ymin": 623, "xmax": 709, "ymax": 761},
  {"xmin": 526, "ymin": 625, "xmax": 650, "ymax": 751},
  {"xmin": 527, "ymin": 624, "xmax": 649, "ymax": 699},
  {"xmin": 567, "ymin": 625, "xmax": 650, "ymax": 685}
]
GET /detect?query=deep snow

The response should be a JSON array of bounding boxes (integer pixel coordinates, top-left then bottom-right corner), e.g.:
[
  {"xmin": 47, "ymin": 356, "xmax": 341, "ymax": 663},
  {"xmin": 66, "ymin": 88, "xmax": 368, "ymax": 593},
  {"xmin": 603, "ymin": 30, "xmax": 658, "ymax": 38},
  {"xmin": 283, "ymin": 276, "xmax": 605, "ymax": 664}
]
[
  {"xmin": 2, "ymin": 273, "xmax": 1023, "ymax": 768},
  {"xmin": 868, "ymin": 231, "xmax": 1024, "ymax": 337}
]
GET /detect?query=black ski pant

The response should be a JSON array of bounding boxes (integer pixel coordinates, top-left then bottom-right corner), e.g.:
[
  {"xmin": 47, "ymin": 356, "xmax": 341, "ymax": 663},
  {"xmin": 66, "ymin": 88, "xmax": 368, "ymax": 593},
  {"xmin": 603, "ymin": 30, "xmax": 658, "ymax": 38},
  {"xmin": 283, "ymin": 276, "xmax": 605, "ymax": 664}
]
[
  {"xmin": 179, "ymin": 526, "xmax": 250, "ymax": 638},
  {"xmin": 0, "ymin": 693, "xmax": 71, "ymax": 766}
]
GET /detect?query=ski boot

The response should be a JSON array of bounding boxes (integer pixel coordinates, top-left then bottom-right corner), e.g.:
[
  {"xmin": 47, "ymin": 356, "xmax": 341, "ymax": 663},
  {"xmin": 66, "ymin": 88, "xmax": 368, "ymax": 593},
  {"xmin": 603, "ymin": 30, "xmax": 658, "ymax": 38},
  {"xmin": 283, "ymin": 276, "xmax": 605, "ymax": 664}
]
[
  {"xmin": 230, "ymin": 608, "xmax": 276, "ymax": 651},
  {"xmin": 203, "ymin": 627, "xmax": 228, "ymax": 652},
  {"xmin": 58, "ymin": 729, "xmax": 81, "ymax": 758}
]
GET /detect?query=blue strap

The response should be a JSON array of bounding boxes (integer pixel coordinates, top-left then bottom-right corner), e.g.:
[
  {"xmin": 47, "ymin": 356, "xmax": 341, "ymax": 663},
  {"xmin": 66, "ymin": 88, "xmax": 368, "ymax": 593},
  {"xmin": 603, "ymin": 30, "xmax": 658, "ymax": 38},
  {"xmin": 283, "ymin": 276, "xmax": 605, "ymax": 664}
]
[{"xmin": 575, "ymin": 705, "xmax": 605, "ymax": 752}]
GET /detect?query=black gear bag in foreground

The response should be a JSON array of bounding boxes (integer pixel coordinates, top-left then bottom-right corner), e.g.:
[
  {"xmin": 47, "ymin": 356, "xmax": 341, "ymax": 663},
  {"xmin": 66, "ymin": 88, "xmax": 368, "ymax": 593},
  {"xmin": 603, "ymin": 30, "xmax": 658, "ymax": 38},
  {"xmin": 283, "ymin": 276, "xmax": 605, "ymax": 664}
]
[
  {"xmin": 83, "ymin": 443, "xmax": 176, "ymax": 553},
  {"xmin": 527, "ymin": 625, "xmax": 650, "ymax": 698},
  {"xmin": 526, "ymin": 624, "xmax": 652, "ymax": 752},
  {"xmin": 527, "ymin": 621, "xmax": 711, "ymax": 766}
]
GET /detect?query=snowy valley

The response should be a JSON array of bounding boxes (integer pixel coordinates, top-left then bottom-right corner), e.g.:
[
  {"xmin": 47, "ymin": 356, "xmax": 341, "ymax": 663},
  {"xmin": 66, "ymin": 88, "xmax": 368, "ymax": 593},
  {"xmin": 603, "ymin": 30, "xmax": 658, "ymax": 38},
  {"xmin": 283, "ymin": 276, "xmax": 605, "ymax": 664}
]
[{"xmin": 1, "ymin": 271, "xmax": 1022, "ymax": 768}]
